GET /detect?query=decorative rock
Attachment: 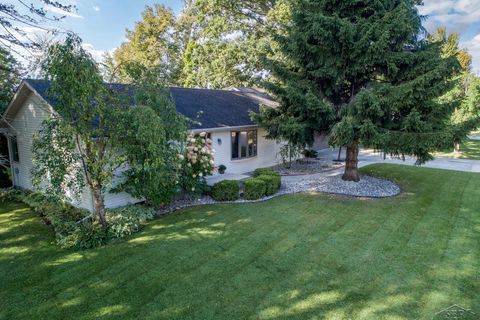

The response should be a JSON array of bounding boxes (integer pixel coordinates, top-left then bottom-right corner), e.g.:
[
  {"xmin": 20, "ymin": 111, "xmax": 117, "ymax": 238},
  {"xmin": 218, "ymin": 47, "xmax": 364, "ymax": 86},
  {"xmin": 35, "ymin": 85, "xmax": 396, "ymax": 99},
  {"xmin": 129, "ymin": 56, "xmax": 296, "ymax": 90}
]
[{"xmin": 156, "ymin": 173, "xmax": 400, "ymax": 215}]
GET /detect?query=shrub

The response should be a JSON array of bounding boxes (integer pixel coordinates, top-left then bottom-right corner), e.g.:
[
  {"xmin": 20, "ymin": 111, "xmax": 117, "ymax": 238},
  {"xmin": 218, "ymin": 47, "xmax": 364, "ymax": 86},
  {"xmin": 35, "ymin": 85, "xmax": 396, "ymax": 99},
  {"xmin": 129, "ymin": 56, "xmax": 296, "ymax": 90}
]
[
  {"xmin": 0, "ymin": 188, "xmax": 156, "ymax": 249},
  {"xmin": 211, "ymin": 180, "xmax": 239, "ymax": 201},
  {"xmin": 253, "ymin": 167, "xmax": 279, "ymax": 178},
  {"xmin": 180, "ymin": 132, "xmax": 215, "ymax": 194},
  {"xmin": 58, "ymin": 221, "xmax": 108, "ymax": 249},
  {"xmin": 303, "ymin": 149, "xmax": 318, "ymax": 158},
  {"xmin": 256, "ymin": 174, "xmax": 281, "ymax": 196},
  {"xmin": 243, "ymin": 178, "xmax": 266, "ymax": 200},
  {"xmin": 106, "ymin": 205, "xmax": 155, "ymax": 239}
]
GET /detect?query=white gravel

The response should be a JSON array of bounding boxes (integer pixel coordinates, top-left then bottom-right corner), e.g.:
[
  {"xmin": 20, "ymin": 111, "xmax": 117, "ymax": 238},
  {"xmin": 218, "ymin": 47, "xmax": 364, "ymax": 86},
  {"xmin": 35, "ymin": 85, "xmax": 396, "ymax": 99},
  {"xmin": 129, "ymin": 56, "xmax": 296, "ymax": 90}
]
[
  {"xmin": 157, "ymin": 173, "xmax": 400, "ymax": 215},
  {"xmin": 282, "ymin": 174, "xmax": 401, "ymax": 198}
]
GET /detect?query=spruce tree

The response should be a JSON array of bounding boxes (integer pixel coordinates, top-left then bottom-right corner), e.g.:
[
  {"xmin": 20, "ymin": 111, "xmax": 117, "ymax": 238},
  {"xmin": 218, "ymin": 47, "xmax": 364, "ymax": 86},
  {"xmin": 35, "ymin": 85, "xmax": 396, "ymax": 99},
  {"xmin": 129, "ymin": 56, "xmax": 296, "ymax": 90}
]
[{"xmin": 255, "ymin": 0, "xmax": 461, "ymax": 181}]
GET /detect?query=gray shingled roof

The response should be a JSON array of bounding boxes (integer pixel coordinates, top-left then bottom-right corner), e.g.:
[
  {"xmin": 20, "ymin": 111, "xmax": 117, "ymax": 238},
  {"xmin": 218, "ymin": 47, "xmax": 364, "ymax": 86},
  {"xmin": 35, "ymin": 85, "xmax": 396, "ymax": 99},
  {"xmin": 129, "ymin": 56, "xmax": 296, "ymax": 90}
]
[{"xmin": 24, "ymin": 79, "xmax": 276, "ymax": 130}]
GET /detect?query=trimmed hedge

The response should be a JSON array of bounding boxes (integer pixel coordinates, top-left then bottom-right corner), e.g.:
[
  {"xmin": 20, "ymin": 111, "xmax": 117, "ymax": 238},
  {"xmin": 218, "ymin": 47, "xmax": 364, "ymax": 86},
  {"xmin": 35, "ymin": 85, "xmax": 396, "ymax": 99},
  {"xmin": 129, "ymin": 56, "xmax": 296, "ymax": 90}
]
[
  {"xmin": 253, "ymin": 167, "xmax": 280, "ymax": 178},
  {"xmin": 256, "ymin": 174, "xmax": 281, "ymax": 196},
  {"xmin": 211, "ymin": 180, "xmax": 239, "ymax": 201},
  {"xmin": 243, "ymin": 178, "xmax": 266, "ymax": 200}
]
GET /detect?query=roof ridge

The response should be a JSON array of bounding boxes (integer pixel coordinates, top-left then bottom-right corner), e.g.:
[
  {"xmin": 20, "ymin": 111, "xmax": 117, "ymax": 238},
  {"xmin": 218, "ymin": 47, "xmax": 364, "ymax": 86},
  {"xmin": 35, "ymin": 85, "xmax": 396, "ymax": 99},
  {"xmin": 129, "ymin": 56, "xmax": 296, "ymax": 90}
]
[{"xmin": 24, "ymin": 79, "xmax": 262, "ymax": 93}]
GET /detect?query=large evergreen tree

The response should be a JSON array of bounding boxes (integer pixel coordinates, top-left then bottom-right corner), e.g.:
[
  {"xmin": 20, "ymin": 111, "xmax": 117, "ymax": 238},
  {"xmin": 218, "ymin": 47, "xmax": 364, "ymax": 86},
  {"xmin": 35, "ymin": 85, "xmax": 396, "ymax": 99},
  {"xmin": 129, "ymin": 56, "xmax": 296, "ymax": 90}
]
[{"xmin": 255, "ymin": 0, "xmax": 461, "ymax": 181}]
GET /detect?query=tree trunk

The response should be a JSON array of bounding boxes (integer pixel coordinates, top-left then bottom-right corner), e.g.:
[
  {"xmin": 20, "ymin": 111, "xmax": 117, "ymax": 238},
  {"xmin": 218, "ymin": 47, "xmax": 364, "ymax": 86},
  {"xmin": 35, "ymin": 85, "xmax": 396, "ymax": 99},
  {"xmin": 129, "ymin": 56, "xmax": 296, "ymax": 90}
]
[
  {"xmin": 342, "ymin": 141, "xmax": 360, "ymax": 182},
  {"xmin": 337, "ymin": 146, "xmax": 342, "ymax": 161},
  {"xmin": 92, "ymin": 185, "xmax": 107, "ymax": 227}
]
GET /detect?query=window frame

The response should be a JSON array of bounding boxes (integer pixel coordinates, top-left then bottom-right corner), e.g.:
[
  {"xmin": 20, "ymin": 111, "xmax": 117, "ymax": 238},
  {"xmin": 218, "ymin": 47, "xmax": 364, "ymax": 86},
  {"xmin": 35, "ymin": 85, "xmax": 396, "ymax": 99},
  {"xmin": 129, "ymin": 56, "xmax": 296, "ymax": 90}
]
[{"xmin": 230, "ymin": 129, "xmax": 257, "ymax": 160}]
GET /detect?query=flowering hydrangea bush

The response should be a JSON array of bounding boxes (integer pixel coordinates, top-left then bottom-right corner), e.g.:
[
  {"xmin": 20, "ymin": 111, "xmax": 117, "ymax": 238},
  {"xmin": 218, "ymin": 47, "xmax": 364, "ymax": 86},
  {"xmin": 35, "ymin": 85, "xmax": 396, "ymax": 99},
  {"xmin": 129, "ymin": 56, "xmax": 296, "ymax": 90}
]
[{"xmin": 179, "ymin": 132, "xmax": 215, "ymax": 194}]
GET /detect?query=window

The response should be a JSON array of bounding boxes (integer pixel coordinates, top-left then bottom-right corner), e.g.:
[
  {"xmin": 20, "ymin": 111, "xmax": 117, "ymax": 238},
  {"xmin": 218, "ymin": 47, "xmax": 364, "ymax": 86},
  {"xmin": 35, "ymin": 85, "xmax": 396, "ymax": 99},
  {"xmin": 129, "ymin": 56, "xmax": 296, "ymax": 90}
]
[
  {"xmin": 231, "ymin": 129, "xmax": 257, "ymax": 160},
  {"xmin": 10, "ymin": 137, "xmax": 19, "ymax": 162}
]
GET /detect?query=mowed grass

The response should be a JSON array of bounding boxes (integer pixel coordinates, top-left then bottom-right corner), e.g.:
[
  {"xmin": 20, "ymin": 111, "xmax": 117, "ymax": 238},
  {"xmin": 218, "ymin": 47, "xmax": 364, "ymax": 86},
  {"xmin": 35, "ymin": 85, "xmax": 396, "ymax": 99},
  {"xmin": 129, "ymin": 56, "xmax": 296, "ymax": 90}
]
[
  {"xmin": 435, "ymin": 138, "xmax": 480, "ymax": 160},
  {"xmin": 0, "ymin": 164, "xmax": 479, "ymax": 320}
]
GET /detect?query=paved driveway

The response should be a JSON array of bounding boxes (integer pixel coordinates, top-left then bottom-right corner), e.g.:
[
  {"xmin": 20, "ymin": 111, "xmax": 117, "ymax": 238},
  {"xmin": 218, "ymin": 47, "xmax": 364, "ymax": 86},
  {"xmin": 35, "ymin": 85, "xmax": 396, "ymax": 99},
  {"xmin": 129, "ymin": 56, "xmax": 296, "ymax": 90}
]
[{"xmin": 318, "ymin": 148, "xmax": 480, "ymax": 173}]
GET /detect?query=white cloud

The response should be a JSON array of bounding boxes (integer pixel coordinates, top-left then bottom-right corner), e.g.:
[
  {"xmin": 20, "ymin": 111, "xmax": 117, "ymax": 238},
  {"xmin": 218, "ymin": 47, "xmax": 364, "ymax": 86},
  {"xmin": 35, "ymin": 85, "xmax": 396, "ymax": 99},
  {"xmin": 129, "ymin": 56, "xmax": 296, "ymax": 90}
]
[
  {"xmin": 45, "ymin": 5, "xmax": 84, "ymax": 19},
  {"xmin": 419, "ymin": 0, "xmax": 480, "ymax": 33},
  {"xmin": 92, "ymin": 5, "xmax": 100, "ymax": 12},
  {"xmin": 82, "ymin": 43, "xmax": 115, "ymax": 63},
  {"xmin": 418, "ymin": 1, "xmax": 480, "ymax": 74}
]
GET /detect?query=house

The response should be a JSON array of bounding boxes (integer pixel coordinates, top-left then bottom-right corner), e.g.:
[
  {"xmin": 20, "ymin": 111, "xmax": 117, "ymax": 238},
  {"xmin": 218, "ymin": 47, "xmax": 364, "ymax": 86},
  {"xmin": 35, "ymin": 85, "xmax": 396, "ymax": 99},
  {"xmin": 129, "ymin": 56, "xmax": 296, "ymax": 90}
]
[{"xmin": 0, "ymin": 79, "xmax": 289, "ymax": 211}]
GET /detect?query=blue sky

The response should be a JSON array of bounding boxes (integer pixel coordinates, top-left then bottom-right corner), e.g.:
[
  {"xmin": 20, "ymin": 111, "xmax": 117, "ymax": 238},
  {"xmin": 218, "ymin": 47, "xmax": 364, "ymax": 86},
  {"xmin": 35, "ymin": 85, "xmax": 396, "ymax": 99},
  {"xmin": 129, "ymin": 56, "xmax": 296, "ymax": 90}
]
[
  {"xmin": 40, "ymin": 0, "xmax": 185, "ymax": 60},
  {"xmin": 10, "ymin": 0, "xmax": 480, "ymax": 73}
]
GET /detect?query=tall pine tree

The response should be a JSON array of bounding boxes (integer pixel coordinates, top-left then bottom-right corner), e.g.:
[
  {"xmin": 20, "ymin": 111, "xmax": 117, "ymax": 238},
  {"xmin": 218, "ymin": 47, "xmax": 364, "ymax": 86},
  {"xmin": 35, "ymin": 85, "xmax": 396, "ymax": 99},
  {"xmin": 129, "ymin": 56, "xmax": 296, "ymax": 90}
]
[{"xmin": 255, "ymin": 0, "xmax": 461, "ymax": 181}]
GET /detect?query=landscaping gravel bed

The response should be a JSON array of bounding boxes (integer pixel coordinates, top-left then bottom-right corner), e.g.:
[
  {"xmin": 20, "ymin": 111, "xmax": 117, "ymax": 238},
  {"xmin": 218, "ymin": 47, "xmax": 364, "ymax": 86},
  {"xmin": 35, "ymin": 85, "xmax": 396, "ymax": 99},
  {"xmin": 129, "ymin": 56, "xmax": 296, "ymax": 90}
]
[
  {"xmin": 156, "ymin": 173, "xmax": 400, "ymax": 215},
  {"xmin": 283, "ymin": 174, "xmax": 401, "ymax": 198},
  {"xmin": 272, "ymin": 158, "xmax": 343, "ymax": 175}
]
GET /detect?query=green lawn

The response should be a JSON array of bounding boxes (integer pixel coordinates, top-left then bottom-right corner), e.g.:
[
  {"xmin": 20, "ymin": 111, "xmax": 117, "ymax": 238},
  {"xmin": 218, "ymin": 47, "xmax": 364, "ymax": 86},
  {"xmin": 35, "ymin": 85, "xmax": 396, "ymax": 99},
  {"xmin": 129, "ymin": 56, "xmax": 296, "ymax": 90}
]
[
  {"xmin": 435, "ymin": 138, "xmax": 480, "ymax": 160},
  {"xmin": 1, "ymin": 164, "xmax": 479, "ymax": 320}
]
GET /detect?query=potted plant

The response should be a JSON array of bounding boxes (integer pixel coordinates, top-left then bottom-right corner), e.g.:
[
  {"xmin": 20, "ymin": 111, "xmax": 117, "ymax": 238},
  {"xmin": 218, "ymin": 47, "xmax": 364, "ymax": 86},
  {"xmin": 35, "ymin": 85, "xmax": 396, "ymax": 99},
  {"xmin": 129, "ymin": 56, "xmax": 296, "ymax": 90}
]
[{"xmin": 218, "ymin": 164, "xmax": 227, "ymax": 174}]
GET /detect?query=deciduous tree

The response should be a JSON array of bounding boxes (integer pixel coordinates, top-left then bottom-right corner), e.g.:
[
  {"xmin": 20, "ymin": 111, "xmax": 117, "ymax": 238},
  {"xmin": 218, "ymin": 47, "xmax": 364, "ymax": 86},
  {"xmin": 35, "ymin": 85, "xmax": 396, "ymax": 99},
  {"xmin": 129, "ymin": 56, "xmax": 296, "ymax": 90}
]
[
  {"xmin": 32, "ymin": 34, "xmax": 186, "ymax": 226},
  {"xmin": 110, "ymin": 5, "xmax": 180, "ymax": 83}
]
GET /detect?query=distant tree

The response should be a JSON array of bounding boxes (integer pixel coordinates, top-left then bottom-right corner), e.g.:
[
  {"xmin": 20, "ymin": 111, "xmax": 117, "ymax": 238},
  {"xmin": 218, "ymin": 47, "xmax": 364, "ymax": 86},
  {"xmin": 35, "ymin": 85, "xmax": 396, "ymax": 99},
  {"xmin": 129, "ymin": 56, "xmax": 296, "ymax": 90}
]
[
  {"xmin": 32, "ymin": 34, "xmax": 186, "ymax": 226},
  {"xmin": 255, "ymin": 0, "xmax": 461, "ymax": 181},
  {"xmin": 110, "ymin": 5, "xmax": 180, "ymax": 83},
  {"xmin": 429, "ymin": 27, "xmax": 472, "ymax": 73},
  {"xmin": 429, "ymin": 27, "xmax": 480, "ymax": 151},
  {"xmin": 0, "ymin": 47, "xmax": 21, "ymax": 112},
  {"xmin": 450, "ymin": 75, "xmax": 480, "ymax": 149},
  {"xmin": 0, "ymin": 1, "xmax": 74, "ymax": 52},
  {"xmin": 110, "ymin": 0, "xmax": 290, "ymax": 88},
  {"xmin": 178, "ymin": 0, "xmax": 291, "ymax": 88}
]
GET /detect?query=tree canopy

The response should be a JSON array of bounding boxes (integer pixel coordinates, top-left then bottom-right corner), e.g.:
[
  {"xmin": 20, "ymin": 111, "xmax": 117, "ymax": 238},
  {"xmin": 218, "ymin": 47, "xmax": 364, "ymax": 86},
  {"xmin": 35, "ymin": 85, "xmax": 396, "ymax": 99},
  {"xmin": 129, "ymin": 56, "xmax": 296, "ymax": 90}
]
[
  {"xmin": 255, "ymin": 0, "xmax": 462, "ymax": 181},
  {"xmin": 108, "ymin": 0, "xmax": 291, "ymax": 89},
  {"xmin": 108, "ymin": 4, "xmax": 181, "ymax": 83},
  {"xmin": 0, "ymin": 47, "xmax": 21, "ymax": 112},
  {"xmin": 32, "ymin": 34, "xmax": 186, "ymax": 226},
  {"xmin": 428, "ymin": 27, "xmax": 479, "ymax": 151}
]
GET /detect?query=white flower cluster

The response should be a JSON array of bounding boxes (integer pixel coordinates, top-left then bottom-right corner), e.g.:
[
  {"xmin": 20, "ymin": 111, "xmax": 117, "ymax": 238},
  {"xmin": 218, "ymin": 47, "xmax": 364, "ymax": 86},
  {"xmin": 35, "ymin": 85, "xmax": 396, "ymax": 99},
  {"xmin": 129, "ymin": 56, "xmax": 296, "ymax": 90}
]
[{"xmin": 183, "ymin": 132, "xmax": 215, "ymax": 181}]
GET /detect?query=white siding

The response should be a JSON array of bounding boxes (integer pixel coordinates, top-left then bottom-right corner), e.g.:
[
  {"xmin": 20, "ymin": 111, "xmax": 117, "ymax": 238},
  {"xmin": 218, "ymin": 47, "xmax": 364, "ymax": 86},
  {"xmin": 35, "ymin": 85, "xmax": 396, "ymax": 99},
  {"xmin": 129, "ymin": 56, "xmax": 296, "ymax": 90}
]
[
  {"xmin": 210, "ymin": 128, "xmax": 284, "ymax": 174},
  {"xmin": 104, "ymin": 167, "xmax": 143, "ymax": 209},
  {"xmin": 312, "ymin": 132, "xmax": 329, "ymax": 150},
  {"xmin": 9, "ymin": 92, "xmax": 141, "ymax": 212}
]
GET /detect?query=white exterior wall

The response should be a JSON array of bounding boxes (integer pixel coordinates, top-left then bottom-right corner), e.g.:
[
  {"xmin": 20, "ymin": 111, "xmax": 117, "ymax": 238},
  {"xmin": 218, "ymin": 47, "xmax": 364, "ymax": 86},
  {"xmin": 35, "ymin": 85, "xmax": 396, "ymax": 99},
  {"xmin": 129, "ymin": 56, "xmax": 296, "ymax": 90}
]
[
  {"xmin": 8, "ymin": 92, "xmax": 140, "ymax": 212},
  {"xmin": 210, "ymin": 128, "xmax": 283, "ymax": 174},
  {"xmin": 312, "ymin": 132, "xmax": 330, "ymax": 150}
]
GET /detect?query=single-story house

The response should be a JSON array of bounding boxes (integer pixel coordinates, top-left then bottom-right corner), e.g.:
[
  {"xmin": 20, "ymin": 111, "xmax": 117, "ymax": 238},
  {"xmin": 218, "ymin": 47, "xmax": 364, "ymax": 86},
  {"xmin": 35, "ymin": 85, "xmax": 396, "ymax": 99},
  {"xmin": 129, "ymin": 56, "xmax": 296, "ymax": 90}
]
[{"xmin": 1, "ymin": 79, "xmax": 300, "ymax": 211}]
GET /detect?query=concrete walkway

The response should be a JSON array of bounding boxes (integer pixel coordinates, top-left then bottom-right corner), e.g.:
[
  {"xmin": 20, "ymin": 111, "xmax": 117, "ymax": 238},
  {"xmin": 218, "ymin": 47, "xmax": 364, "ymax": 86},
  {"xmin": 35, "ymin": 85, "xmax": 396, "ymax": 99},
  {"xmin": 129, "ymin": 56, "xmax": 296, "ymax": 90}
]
[
  {"xmin": 207, "ymin": 146, "xmax": 480, "ymax": 186},
  {"xmin": 318, "ymin": 148, "xmax": 480, "ymax": 173}
]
